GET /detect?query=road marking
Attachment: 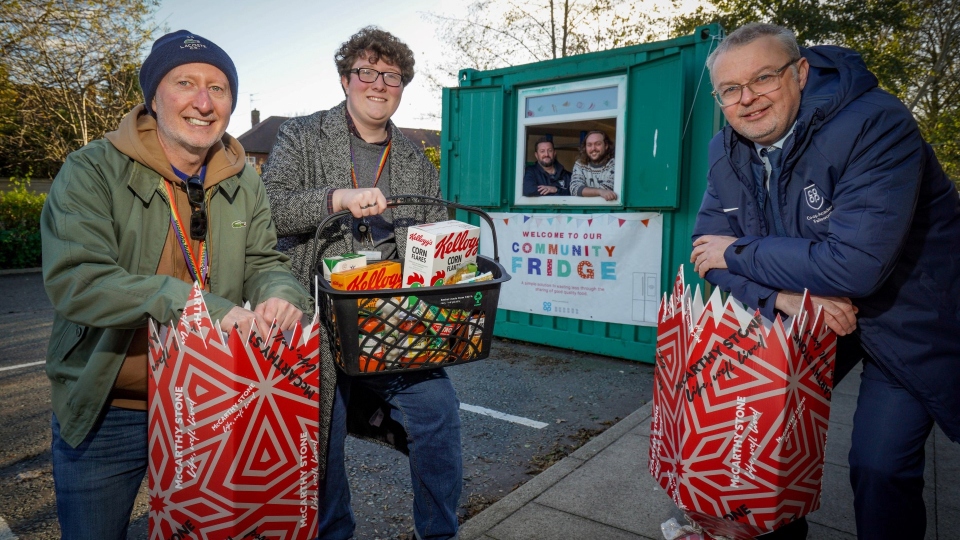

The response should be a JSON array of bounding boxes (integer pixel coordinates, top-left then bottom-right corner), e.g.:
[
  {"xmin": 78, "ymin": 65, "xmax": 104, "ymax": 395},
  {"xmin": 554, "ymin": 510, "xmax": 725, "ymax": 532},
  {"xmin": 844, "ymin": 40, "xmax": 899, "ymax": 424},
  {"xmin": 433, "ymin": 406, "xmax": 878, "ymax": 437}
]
[
  {"xmin": 0, "ymin": 361, "xmax": 44, "ymax": 372},
  {"xmin": 0, "ymin": 516, "xmax": 19, "ymax": 540},
  {"xmin": 460, "ymin": 403, "xmax": 549, "ymax": 429}
]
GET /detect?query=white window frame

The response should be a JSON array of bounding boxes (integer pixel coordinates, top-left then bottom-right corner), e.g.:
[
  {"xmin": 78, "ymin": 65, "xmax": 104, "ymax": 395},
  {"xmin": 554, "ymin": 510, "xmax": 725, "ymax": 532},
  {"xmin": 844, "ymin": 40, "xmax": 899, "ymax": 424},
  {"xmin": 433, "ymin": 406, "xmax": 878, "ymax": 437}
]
[{"xmin": 514, "ymin": 75, "xmax": 627, "ymax": 207}]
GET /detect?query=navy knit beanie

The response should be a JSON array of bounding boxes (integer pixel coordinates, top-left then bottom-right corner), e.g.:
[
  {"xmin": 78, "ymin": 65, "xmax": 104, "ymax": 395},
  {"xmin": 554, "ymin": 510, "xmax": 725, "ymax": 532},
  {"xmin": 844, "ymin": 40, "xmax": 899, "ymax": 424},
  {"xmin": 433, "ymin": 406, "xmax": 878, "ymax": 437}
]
[{"xmin": 139, "ymin": 30, "xmax": 239, "ymax": 114}]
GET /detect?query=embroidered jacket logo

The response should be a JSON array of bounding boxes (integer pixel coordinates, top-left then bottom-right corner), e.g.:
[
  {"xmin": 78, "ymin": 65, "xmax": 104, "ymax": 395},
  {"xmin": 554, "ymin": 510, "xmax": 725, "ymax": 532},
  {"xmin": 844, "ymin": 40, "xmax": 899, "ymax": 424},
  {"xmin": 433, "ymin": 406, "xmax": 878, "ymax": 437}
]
[{"xmin": 804, "ymin": 185, "xmax": 824, "ymax": 210}]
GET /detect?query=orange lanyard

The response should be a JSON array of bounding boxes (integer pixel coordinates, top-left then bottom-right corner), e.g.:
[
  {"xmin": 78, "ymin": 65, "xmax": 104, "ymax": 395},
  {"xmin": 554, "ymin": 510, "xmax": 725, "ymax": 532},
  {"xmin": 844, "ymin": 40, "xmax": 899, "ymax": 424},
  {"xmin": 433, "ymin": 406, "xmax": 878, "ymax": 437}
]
[
  {"xmin": 162, "ymin": 181, "xmax": 208, "ymax": 288},
  {"xmin": 350, "ymin": 140, "xmax": 391, "ymax": 188}
]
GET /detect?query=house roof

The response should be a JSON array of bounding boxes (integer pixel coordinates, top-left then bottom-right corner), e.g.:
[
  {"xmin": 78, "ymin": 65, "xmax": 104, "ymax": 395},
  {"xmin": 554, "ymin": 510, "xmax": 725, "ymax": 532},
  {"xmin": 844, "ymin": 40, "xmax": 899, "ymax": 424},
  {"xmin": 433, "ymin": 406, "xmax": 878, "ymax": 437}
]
[
  {"xmin": 237, "ymin": 116, "xmax": 441, "ymax": 155},
  {"xmin": 399, "ymin": 128, "xmax": 441, "ymax": 149},
  {"xmin": 237, "ymin": 116, "xmax": 289, "ymax": 155}
]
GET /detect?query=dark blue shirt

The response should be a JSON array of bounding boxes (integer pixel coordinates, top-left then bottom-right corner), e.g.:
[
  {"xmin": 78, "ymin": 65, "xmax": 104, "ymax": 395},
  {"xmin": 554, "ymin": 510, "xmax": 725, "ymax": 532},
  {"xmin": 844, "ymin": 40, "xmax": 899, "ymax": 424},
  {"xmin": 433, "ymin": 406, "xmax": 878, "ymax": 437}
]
[{"xmin": 522, "ymin": 162, "xmax": 571, "ymax": 196}]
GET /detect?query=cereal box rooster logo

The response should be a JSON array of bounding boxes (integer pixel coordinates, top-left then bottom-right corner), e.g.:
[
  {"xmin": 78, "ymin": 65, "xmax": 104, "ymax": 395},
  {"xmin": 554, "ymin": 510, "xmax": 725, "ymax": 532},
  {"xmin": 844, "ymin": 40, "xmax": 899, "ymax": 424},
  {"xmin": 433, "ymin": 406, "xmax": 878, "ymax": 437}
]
[
  {"xmin": 431, "ymin": 270, "xmax": 446, "ymax": 286},
  {"xmin": 406, "ymin": 273, "xmax": 425, "ymax": 287}
]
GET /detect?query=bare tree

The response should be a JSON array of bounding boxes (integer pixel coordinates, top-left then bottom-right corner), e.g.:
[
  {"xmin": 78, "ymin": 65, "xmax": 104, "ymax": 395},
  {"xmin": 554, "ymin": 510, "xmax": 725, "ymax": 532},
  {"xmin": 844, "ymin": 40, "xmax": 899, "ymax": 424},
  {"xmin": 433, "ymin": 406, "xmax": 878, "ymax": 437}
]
[
  {"xmin": 425, "ymin": 0, "xmax": 659, "ymax": 80},
  {"xmin": 416, "ymin": 0, "xmax": 663, "ymax": 122},
  {"xmin": 0, "ymin": 0, "xmax": 157, "ymax": 177}
]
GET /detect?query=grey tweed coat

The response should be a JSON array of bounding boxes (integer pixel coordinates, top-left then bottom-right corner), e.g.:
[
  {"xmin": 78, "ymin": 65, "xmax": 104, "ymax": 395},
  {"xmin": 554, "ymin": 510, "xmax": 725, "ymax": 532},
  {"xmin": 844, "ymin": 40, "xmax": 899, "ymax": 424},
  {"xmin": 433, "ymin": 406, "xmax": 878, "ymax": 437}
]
[{"xmin": 261, "ymin": 100, "xmax": 445, "ymax": 473}]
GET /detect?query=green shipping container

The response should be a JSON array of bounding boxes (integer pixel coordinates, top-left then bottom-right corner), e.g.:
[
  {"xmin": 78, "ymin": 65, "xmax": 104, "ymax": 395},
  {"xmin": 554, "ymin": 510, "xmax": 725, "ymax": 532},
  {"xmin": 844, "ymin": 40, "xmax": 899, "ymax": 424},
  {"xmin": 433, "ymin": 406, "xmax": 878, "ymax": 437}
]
[{"xmin": 440, "ymin": 25, "xmax": 723, "ymax": 363}]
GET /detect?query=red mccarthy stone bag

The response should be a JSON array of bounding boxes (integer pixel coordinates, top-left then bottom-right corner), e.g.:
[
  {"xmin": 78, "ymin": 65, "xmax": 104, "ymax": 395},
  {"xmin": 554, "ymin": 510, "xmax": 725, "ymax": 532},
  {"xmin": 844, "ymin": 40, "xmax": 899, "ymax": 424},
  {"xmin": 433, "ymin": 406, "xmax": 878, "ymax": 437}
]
[
  {"xmin": 649, "ymin": 267, "xmax": 836, "ymax": 539},
  {"xmin": 147, "ymin": 284, "xmax": 320, "ymax": 539}
]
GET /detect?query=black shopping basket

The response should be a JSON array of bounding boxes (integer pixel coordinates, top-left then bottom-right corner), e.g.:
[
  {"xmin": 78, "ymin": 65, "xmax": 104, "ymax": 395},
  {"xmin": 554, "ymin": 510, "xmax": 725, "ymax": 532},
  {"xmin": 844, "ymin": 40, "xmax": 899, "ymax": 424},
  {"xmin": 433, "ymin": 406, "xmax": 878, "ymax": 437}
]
[{"xmin": 313, "ymin": 195, "xmax": 511, "ymax": 376}]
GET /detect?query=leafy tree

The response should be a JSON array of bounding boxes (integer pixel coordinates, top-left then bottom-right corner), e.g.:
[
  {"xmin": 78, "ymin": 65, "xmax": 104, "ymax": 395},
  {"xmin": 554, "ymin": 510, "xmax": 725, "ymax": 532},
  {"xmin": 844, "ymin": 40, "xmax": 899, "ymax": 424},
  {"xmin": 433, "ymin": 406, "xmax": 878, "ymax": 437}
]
[
  {"xmin": 669, "ymin": 0, "xmax": 959, "ymax": 189},
  {"xmin": 0, "ymin": 176, "xmax": 45, "ymax": 269},
  {"xmin": 424, "ymin": 146, "xmax": 440, "ymax": 170},
  {"xmin": 0, "ymin": 0, "xmax": 157, "ymax": 178}
]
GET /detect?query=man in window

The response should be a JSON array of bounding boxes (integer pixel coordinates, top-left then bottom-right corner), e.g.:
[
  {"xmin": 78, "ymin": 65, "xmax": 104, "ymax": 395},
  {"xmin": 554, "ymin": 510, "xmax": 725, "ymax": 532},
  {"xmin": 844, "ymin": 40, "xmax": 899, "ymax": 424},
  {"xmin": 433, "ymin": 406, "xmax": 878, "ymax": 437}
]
[
  {"xmin": 570, "ymin": 130, "xmax": 617, "ymax": 200},
  {"xmin": 522, "ymin": 137, "xmax": 571, "ymax": 196}
]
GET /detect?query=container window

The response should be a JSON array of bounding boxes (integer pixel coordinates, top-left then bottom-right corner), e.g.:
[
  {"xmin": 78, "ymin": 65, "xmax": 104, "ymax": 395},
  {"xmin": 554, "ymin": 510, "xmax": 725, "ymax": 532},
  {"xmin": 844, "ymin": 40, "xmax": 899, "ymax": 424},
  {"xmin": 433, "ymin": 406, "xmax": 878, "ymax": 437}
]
[{"xmin": 515, "ymin": 75, "xmax": 627, "ymax": 207}]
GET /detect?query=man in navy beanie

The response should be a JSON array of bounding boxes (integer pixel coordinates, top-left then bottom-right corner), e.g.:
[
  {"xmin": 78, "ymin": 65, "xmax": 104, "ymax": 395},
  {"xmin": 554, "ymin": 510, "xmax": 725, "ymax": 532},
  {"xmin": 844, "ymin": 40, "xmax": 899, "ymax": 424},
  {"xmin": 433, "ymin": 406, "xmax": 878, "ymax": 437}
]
[
  {"xmin": 40, "ymin": 29, "xmax": 310, "ymax": 538},
  {"xmin": 139, "ymin": 30, "xmax": 239, "ymax": 114}
]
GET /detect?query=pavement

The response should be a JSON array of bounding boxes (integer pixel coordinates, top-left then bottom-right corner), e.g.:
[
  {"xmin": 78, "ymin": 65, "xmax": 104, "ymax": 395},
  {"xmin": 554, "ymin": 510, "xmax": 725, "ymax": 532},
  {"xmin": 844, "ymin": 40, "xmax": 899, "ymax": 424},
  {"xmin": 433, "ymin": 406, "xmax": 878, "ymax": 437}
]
[{"xmin": 459, "ymin": 362, "xmax": 960, "ymax": 539}]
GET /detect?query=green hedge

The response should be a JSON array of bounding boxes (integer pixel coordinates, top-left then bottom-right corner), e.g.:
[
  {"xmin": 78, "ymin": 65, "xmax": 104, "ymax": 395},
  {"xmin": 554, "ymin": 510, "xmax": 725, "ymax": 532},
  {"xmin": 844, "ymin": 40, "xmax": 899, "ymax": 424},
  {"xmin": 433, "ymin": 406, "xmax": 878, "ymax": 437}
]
[{"xmin": 0, "ymin": 178, "xmax": 46, "ymax": 269}]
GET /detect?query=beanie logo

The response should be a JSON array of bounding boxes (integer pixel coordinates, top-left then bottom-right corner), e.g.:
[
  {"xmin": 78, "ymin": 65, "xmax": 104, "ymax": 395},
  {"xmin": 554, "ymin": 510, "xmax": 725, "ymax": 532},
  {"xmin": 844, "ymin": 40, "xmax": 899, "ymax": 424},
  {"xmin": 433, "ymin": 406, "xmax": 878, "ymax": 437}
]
[{"xmin": 181, "ymin": 37, "xmax": 207, "ymax": 50}]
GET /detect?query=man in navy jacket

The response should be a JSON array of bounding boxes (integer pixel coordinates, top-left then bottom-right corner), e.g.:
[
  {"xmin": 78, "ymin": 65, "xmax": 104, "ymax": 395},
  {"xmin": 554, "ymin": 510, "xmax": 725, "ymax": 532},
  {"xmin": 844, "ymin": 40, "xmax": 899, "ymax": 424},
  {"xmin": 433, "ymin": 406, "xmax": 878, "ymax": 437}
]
[
  {"xmin": 522, "ymin": 137, "xmax": 571, "ymax": 196},
  {"xmin": 691, "ymin": 22, "xmax": 960, "ymax": 540}
]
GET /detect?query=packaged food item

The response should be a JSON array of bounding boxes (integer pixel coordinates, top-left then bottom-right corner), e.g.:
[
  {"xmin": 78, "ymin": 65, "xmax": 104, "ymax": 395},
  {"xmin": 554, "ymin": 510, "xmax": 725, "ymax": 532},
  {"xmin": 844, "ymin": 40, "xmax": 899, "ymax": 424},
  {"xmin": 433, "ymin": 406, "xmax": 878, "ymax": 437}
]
[
  {"xmin": 411, "ymin": 300, "xmax": 469, "ymax": 338},
  {"xmin": 395, "ymin": 318, "xmax": 438, "ymax": 360},
  {"xmin": 445, "ymin": 262, "xmax": 479, "ymax": 285},
  {"xmin": 459, "ymin": 271, "xmax": 493, "ymax": 284},
  {"xmin": 322, "ymin": 253, "xmax": 367, "ymax": 280},
  {"xmin": 360, "ymin": 296, "xmax": 411, "ymax": 325},
  {"xmin": 358, "ymin": 351, "xmax": 387, "ymax": 373},
  {"xmin": 331, "ymin": 260, "xmax": 402, "ymax": 291},
  {"xmin": 402, "ymin": 220, "xmax": 480, "ymax": 288},
  {"xmin": 451, "ymin": 312, "xmax": 485, "ymax": 358}
]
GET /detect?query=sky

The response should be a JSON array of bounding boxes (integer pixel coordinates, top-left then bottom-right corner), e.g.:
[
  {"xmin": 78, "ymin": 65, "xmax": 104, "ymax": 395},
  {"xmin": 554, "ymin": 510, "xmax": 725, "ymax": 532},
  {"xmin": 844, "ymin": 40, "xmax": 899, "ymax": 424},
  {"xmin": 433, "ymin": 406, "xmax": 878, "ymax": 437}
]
[
  {"xmin": 152, "ymin": 0, "xmax": 465, "ymax": 137},
  {"xmin": 152, "ymin": 0, "xmax": 696, "ymax": 138}
]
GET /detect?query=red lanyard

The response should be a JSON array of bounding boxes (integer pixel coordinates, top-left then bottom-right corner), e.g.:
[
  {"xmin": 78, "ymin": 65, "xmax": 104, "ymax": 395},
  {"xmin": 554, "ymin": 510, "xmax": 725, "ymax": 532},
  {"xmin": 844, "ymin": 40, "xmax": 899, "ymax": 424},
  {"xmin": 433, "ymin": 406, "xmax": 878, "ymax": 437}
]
[
  {"xmin": 163, "ymin": 180, "xmax": 208, "ymax": 288},
  {"xmin": 350, "ymin": 140, "xmax": 391, "ymax": 189}
]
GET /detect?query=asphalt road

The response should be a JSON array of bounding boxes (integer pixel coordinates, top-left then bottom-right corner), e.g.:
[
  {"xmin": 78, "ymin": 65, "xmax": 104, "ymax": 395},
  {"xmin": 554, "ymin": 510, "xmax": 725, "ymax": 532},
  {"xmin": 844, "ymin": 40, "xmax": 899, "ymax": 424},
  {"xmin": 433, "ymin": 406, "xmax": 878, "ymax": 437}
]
[{"xmin": 0, "ymin": 271, "xmax": 655, "ymax": 539}]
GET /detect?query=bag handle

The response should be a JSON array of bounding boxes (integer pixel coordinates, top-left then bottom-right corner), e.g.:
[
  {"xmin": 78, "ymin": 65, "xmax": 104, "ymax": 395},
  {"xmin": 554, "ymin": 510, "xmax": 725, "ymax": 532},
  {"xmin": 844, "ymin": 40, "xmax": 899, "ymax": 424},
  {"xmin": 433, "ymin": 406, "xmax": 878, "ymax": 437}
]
[{"xmin": 311, "ymin": 195, "xmax": 500, "ymax": 273}]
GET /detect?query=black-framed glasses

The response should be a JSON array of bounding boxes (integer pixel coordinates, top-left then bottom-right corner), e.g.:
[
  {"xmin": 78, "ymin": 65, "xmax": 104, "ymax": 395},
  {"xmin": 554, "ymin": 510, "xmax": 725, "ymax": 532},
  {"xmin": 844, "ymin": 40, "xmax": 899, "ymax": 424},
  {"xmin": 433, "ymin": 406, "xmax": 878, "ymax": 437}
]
[
  {"xmin": 184, "ymin": 176, "xmax": 207, "ymax": 240},
  {"xmin": 712, "ymin": 58, "xmax": 799, "ymax": 107},
  {"xmin": 349, "ymin": 68, "xmax": 403, "ymax": 87}
]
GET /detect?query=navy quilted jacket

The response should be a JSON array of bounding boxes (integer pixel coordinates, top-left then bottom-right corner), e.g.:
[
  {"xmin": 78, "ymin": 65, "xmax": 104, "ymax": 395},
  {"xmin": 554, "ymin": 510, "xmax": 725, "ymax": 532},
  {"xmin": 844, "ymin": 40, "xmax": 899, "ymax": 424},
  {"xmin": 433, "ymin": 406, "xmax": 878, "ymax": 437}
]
[{"xmin": 693, "ymin": 45, "xmax": 960, "ymax": 440}]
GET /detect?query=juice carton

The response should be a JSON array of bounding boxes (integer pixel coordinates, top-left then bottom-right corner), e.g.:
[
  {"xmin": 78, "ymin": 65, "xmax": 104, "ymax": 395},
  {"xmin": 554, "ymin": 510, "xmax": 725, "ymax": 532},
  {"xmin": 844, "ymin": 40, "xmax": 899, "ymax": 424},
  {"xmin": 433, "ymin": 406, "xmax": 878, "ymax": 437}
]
[
  {"xmin": 402, "ymin": 220, "xmax": 480, "ymax": 288},
  {"xmin": 321, "ymin": 253, "xmax": 367, "ymax": 280}
]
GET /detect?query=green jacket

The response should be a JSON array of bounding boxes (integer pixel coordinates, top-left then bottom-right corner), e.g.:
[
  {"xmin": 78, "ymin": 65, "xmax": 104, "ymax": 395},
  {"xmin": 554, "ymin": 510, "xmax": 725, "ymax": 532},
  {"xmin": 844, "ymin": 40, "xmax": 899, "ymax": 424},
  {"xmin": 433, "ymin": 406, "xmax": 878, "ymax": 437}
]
[{"xmin": 41, "ymin": 137, "xmax": 312, "ymax": 448}]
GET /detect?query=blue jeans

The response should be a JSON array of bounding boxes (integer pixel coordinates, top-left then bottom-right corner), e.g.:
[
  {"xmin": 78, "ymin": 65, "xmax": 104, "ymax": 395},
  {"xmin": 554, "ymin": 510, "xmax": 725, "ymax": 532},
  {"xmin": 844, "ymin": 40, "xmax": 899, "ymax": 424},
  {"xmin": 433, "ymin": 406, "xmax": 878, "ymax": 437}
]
[
  {"xmin": 52, "ymin": 407, "xmax": 147, "ymax": 540},
  {"xmin": 317, "ymin": 368, "xmax": 462, "ymax": 540},
  {"xmin": 849, "ymin": 359, "xmax": 934, "ymax": 540}
]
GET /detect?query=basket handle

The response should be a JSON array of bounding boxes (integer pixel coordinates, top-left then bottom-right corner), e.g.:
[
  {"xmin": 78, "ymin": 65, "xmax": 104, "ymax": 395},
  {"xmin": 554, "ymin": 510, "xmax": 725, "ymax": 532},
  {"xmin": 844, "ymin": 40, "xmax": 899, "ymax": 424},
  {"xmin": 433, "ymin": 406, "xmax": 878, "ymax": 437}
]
[{"xmin": 311, "ymin": 194, "xmax": 501, "ymax": 272}]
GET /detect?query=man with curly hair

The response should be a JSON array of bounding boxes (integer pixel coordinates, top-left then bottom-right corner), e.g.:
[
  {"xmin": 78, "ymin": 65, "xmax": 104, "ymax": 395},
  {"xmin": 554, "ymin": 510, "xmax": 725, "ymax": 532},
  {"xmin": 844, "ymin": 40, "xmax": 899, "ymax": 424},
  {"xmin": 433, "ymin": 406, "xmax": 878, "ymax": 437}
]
[
  {"xmin": 261, "ymin": 26, "xmax": 461, "ymax": 540},
  {"xmin": 570, "ymin": 130, "xmax": 618, "ymax": 200}
]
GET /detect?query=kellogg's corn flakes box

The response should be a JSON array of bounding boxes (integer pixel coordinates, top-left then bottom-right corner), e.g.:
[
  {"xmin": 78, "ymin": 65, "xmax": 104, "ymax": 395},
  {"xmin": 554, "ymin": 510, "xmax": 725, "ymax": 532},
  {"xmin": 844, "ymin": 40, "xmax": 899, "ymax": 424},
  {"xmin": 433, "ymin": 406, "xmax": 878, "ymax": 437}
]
[{"xmin": 402, "ymin": 220, "xmax": 479, "ymax": 288}]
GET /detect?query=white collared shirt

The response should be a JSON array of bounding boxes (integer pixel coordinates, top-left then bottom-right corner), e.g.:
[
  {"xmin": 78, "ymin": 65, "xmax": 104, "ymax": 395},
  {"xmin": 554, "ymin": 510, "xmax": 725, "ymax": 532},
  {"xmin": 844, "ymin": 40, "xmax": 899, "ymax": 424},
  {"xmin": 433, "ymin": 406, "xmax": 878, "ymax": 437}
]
[{"xmin": 754, "ymin": 122, "xmax": 797, "ymax": 189}]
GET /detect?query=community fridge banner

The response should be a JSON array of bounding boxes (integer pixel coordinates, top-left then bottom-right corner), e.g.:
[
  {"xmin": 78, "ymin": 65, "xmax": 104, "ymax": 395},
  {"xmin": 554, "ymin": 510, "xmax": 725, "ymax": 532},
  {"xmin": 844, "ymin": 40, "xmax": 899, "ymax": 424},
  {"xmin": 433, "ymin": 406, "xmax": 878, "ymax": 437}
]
[{"xmin": 481, "ymin": 212, "xmax": 662, "ymax": 326}]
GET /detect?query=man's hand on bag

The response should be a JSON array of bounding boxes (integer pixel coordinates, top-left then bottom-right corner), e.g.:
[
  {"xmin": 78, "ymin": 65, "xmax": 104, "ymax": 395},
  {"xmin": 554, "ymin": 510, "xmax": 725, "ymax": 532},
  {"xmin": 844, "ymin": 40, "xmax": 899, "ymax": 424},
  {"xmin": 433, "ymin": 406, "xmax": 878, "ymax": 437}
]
[
  {"xmin": 254, "ymin": 298, "xmax": 303, "ymax": 332},
  {"xmin": 221, "ymin": 306, "xmax": 270, "ymax": 338},
  {"xmin": 691, "ymin": 235, "xmax": 737, "ymax": 277},
  {"xmin": 775, "ymin": 291, "xmax": 859, "ymax": 336},
  {"xmin": 333, "ymin": 187, "xmax": 388, "ymax": 218}
]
